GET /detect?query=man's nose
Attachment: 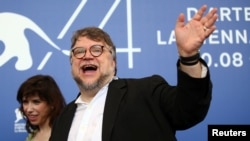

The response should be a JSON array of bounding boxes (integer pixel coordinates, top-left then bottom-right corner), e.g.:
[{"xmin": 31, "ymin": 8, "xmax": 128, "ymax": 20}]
[{"xmin": 84, "ymin": 50, "xmax": 94, "ymax": 58}]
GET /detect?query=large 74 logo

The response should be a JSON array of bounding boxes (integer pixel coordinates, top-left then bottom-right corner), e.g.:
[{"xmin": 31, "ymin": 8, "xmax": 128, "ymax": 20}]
[
  {"xmin": 59, "ymin": 0, "xmax": 141, "ymax": 69},
  {"xmin": 0, "ymin": 0, "xmax": 140, "ymax": 71}
]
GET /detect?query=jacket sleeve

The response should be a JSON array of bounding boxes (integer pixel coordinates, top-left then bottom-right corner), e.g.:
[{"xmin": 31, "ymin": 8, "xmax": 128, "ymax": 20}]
[
  {"xmin": 160, "ymin": 58, "xmax": 212, "ymax": 130},
  {"xmin": 49, "ymin": 101, "xmax": 77, "ymax": 141}
]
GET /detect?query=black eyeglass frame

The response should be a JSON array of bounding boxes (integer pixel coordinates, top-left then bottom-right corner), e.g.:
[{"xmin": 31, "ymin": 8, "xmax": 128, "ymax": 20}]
[{"xmin": 71, "ymin": 45, "xmax": 109, "ymax": 58}]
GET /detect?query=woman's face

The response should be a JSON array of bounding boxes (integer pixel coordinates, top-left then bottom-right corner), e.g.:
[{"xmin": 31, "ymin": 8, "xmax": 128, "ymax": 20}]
[{"xmin": 22, "ymin": 94, "xmax": 51, "ymax": 127}]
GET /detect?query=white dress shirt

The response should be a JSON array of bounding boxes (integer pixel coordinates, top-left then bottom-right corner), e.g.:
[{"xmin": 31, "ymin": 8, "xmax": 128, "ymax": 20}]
[{"xmin": 67, "ymin": 83, "xmax": 109, "ymax": 141}]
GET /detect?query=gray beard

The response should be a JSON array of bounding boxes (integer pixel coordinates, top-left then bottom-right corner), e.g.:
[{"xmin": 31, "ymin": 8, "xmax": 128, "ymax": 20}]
[{"xmin": 74, "ymin": 74, "xmax": 111, "ymax": 92}]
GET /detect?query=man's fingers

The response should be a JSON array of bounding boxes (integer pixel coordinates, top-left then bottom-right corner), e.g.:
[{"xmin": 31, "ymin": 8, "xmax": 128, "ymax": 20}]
[
  {"xmin": 192, "ymin": 5, "xmax": 207, "ymax": 22},
  {"xmin": 176, "ymin": 13, "xmax": 185, "ymax": 28},
  {"xmin": 202, "ymin": 8, "xmax": 218, "ymax": 28}
]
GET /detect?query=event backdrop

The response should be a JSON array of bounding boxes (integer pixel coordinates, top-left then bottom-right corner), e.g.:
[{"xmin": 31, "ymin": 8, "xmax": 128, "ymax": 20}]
[{"xmin": 1, "ymin": 0, "xmax": 249, "ymax": 140}]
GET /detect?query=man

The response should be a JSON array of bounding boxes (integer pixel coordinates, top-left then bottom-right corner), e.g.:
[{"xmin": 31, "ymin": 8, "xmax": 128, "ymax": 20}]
[{"xmin": 50, "ymin": 5, "xmax": 217, "ymax": 141}]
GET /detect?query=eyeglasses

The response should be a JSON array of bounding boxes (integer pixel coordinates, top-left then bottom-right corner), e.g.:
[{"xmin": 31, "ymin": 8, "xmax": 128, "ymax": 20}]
[{"xmin": 71, "ymin": 45, "xmax": 107, "ymax": 58}]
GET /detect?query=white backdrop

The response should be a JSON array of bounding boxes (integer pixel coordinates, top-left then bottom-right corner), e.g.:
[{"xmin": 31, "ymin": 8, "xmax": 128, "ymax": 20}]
[{"xmin": 1, "ymin": 0, "xmax": 250, "ymax": 140}]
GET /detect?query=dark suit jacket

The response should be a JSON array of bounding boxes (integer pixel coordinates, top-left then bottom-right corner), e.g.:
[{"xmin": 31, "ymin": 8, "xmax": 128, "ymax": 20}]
[{"xmin": 50, "ymin": 61, "xmax": 212, "ymax": 141}]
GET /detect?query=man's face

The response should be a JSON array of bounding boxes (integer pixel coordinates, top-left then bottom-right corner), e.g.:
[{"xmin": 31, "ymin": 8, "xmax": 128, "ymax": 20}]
[{"xmin": 70, "ymin": 36, "xmax": 116, "ymax": 91}]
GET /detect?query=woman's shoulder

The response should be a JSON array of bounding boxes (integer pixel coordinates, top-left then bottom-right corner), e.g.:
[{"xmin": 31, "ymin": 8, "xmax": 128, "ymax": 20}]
[
  {"xmin": 25, "ymin": 131, "xmax": 37, "ymax": 141},
  {"xmin": 25, "ymin": 133, "xmax": 33, "ymax": 141}
]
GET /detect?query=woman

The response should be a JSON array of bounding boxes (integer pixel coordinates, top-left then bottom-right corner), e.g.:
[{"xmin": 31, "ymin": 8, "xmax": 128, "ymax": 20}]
[{"xmin": 16, "ymin": 74, "xmax": 66, "ymax": 141}]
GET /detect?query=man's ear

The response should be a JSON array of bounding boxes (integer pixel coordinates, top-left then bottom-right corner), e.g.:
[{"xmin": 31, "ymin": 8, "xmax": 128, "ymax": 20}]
[{"xmin": 70, "ymin": 57, "xmax": 73, "ymax": 65}]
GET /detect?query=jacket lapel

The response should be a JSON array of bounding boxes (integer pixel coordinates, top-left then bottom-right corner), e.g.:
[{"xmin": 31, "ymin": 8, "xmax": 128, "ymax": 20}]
[{"xmin": 102, "ymin": 79, "xmax": 126, "ymax": 141}]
